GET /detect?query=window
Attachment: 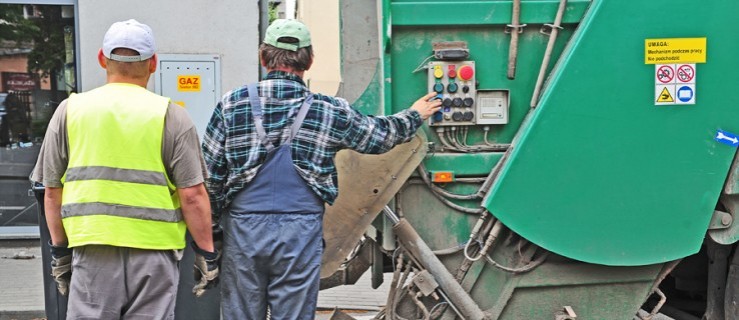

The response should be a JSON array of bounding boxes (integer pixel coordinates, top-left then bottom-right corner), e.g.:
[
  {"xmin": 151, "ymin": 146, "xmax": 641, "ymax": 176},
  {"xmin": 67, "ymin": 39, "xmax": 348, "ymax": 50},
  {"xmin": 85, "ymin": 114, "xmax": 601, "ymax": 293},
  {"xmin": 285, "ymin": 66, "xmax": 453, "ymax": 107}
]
[{"xmin": 0, "ymin": 3, "xmax": 76, "ymax": 237}]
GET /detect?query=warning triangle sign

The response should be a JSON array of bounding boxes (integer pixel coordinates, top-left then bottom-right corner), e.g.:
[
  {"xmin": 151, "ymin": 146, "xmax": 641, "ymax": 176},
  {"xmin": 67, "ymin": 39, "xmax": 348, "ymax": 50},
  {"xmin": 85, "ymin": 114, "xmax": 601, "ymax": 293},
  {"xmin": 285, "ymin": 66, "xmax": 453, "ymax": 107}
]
[{"xmin": 657, "ymin": 87, "xmax": 674, "ymax": 102}]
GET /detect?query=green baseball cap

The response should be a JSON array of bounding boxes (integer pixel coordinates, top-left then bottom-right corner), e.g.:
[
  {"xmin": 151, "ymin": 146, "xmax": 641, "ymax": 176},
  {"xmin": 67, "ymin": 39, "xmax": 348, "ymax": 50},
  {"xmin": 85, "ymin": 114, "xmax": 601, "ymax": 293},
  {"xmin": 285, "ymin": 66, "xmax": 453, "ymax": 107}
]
[{"xmin": 263, "ymin": 19, "xmax": 312, "ymax": 51}]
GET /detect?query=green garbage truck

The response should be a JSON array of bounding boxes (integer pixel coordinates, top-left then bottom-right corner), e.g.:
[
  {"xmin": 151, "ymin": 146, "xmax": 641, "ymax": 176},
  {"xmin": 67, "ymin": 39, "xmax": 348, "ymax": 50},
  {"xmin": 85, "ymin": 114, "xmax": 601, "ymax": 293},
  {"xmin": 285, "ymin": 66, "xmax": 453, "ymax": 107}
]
[{"xmin": 318, "ymin": 1, "xmax": 739, "ymax": 319}]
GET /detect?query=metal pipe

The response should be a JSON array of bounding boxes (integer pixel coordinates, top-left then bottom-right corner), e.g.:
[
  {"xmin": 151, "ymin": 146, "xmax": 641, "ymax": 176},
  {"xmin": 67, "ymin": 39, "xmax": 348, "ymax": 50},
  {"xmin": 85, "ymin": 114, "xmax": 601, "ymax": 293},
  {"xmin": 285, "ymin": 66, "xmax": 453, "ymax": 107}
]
[
  {"xmin": 529, "ymin": 0, "xmax": 568, "ymax": 108},
  {"xmin": 704, "ymin": 240, "xmax": 730, "ymax": 320},
  {"xmin": 726, "ymin": 247, "xmax": 739, "ymax": 318},
  {"xmin": 483, "ymin": 126, "xmax": 511, "ymax": 151},
  {"xmin": 388, "ymin": 215, "xmax": 487, "ymax": 320},
  {"xmin": 506, "ymin": 0, "xmax": 522, "ymax": 79}
]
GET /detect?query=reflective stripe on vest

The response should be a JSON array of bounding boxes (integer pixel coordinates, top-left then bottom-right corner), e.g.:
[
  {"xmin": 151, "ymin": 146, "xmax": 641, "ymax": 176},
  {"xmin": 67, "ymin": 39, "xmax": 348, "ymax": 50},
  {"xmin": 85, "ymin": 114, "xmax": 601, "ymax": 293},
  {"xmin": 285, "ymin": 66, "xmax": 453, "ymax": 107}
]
[{"xmin": 62, "ymin": 83, "xmax": 185, "ymax": 249}]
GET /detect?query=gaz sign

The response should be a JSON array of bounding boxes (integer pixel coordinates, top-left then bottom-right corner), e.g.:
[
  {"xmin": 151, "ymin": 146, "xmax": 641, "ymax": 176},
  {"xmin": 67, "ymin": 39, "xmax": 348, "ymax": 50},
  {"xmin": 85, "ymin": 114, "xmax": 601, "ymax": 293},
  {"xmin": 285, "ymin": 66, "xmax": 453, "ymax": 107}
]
[{"xmin": 177, "ymin": 75, "xmax": 201, "ymax": 92}]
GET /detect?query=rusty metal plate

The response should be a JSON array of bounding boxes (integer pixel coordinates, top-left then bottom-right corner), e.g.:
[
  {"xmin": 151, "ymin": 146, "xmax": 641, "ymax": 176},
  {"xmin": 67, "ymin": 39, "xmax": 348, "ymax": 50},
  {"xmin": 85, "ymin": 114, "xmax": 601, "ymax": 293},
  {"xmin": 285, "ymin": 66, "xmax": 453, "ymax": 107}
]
[{"xmin": 320, "ymin": 134, "xmax": 427, "ymax": 278}]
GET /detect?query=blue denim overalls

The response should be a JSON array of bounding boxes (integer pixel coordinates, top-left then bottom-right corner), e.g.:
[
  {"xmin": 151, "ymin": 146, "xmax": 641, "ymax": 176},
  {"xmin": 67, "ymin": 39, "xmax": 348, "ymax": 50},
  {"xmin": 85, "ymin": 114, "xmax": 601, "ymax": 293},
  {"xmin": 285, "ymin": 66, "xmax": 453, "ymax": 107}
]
[{"xmin": 221, "ymin": 83, "xmax": 325, "ymax": 320}]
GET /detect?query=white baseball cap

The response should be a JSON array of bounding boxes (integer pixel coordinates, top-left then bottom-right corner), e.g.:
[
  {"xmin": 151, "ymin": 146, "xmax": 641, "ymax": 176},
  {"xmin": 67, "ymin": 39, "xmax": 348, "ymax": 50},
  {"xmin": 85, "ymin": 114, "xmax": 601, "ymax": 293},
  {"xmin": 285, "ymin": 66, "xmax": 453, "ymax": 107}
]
[{"xmin": 102, "ymin": 19, "xmax": 156, "ymax": 62}]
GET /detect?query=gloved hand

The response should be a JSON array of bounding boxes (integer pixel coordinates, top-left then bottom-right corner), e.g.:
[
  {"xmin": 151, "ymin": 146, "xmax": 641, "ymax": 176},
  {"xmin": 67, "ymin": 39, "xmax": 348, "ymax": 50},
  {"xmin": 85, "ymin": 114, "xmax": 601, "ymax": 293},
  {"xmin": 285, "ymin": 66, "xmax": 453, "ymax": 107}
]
[
  {"xmin": 49, "ymin": 241, "xmax": 72, "ymax": 296},
  {"xmin": 212, "ymin": 224, "xmax": 223, "ymax": 259},
  {"xmin": 192, "ymin": 236, "xmax": 220, "ymax": 297}
]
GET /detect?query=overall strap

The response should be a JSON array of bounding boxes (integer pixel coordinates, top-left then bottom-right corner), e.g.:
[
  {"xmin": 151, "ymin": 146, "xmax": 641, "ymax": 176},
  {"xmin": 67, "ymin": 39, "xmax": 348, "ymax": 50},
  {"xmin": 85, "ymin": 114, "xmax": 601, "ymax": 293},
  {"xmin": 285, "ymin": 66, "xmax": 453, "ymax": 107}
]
[
  {"xmin": 247, "ymin": 83, "xmax": 275, "ymax": 151},
  {"xmin": 287, "ymin": 94, "xmax": 314, "ymax": 143}
]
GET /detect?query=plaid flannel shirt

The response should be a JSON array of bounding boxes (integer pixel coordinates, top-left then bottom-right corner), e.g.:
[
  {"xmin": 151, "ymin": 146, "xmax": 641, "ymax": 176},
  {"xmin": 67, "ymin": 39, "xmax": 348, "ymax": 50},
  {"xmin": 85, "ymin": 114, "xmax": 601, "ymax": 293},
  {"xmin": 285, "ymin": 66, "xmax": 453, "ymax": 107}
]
[{"xmin": 202, "ymin": 71, "xmax": 422, "ymax": 217}]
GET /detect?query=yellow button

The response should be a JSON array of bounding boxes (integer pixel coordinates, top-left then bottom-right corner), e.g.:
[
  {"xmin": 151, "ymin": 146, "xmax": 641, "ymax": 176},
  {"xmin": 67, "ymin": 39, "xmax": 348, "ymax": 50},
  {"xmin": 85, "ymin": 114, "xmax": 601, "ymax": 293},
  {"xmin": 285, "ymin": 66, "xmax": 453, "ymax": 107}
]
[{"xmin": 433, "ymin": 65, "xmax": 444, "ymax": 79}]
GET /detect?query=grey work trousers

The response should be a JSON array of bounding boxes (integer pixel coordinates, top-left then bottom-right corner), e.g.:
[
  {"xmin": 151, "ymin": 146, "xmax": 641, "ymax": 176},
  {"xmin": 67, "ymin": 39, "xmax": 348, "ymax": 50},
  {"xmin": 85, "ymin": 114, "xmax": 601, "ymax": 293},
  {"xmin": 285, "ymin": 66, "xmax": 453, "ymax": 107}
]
[
  {"xmin": 66, "ymin": 245, "xmax": 179, "ymax": 320},
  {"xmin": 221, "ymin": 212, "xmax": 323, "ymax": 320}
]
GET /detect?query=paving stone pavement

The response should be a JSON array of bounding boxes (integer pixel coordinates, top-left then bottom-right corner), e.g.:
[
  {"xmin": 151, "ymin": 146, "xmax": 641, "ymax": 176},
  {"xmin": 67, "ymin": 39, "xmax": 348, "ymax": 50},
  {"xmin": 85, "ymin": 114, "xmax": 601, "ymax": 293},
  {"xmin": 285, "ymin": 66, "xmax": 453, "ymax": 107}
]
[
  {"xmin": 317, "ymin": 272, "xmax": 390, "ymax": 312},
  {"xmin": 0, "ymin": 241, "xmax": 385, "ymax": 320},
  {"xmin": 0, "ymin": 244, "xmax": 45, "ymax": 319}
]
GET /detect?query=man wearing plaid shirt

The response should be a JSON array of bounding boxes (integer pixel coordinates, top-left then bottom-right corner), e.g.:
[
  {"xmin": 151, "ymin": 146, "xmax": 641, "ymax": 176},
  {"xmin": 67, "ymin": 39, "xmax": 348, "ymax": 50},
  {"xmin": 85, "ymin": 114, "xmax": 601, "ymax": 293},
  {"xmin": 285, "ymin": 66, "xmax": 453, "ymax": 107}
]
[{"xmin": 202, "ymin": 19, "xmax": 441, "ymax": 319}]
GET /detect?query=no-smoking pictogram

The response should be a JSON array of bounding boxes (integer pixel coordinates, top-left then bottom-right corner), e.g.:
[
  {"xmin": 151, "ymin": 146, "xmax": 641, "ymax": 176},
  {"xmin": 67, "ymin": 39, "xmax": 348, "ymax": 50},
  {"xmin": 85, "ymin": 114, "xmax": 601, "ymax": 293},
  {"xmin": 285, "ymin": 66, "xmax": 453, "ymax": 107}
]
[
  {"xmin": 657, "ymin": 65, "xmax": 674, "ymax": 83},
  {"xmin": 677, "ymin": 64, "xmax": 695, "ymax": 83}
]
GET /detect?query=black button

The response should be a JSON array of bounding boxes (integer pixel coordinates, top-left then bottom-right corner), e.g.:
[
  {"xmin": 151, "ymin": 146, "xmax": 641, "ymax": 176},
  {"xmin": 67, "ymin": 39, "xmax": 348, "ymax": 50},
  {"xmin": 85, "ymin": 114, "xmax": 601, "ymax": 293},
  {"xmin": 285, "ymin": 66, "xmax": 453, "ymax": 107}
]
[
  {"xmin": 442, "ymin": 98, "xmax": 453, "ymax": 107},
  {"xmin": 463, "ymin": 111, "xmax": 474, "ymax": 121},
  {"xmin": 462, "ymin": 85, "xmax": 470, "ymax": 93},
  {"xmin": 463, "ymin": 98, "xmax": 474, "ymax": 107},
  {"xmin": 452, "ymin": 111, "xmax": 464, "ymax": 121},
  {"xmin": 452, "ymin": 98, "xmax": 463, "ymax": 107}
]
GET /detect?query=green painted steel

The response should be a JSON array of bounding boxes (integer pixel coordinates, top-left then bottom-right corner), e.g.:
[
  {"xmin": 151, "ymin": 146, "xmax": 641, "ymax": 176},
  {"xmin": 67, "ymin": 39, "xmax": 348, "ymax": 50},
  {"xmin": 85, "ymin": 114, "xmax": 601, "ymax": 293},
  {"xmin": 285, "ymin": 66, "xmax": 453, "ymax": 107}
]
[
  {"xmin": 391, "ymin": 1, "xmax": 589, "ymax": 26},
  {"xmin": 381, "ymin": 5, "xmax": 577, "ymax": 187},
  {"xmin": 424, "ymin": 153, "xmax": 502, "ymax": 176},
  {"xmin": 351, "ymin": 0, "xmax": 697, "ymax": 318},
  {"xmin": 398, "ymin": 181, "xmax": 663, "ymax": 319},
  {"xmin": 484, "ymin": 0, "xmax": 739, "ymax": 266}
]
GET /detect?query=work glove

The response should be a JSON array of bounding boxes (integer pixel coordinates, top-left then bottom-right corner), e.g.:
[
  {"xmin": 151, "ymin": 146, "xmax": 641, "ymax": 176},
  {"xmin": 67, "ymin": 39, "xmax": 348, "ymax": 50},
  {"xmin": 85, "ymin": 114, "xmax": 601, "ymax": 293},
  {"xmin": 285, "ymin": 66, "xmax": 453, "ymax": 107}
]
[
  {"xmin": 192, "ymin": 232, "xmax": 221, "ymax": 297},
  {"xmin": 212, "ymin": 224, "xmax": 223, "ymax": 258},
  {"xmin": 49, "ymin": 241, "xmax": 72, "ymax": 296}
]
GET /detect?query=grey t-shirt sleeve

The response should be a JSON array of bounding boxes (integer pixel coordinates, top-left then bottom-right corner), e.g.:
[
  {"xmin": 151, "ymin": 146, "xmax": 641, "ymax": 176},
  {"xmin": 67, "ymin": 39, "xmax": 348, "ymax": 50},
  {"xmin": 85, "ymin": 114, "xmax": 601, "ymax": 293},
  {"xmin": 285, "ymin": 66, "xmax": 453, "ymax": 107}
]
[
  {"xmin": 31, "ymin": 100, "xmax": 68, "ymax": 187},
  {"xmin": 163, "ymin": 102, "xmax": 208, "ymax": 188}
]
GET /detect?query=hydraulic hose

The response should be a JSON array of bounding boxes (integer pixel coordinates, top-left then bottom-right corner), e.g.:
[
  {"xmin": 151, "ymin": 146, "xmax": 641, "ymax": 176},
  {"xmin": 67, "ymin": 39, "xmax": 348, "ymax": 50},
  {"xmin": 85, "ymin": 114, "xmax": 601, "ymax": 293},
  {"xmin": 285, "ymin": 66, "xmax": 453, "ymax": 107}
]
[{"xmin": 383, "ymin": 207, "xmax": 488, "ymax": 320}]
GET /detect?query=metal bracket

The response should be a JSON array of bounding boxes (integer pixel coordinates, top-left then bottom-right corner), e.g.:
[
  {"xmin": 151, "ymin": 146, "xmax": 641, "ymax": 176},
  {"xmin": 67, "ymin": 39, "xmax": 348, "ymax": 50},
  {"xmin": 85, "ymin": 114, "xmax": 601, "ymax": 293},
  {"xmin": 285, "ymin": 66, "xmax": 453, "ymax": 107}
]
[
  {"xmin": 412, "ymin": 270, "xmax": 440, "ymax": 297},
  {"xmin": 554, "ymin": 306, "xmax": 577, "ymax": 320},
  {"xmin": 504, "ymin": 24, "xmax": 527, "ymax": 34},
  {"xmin": 432, "ymin": 41, "xmax": 470, "ymax": 61},
  {"xmin": 709, "ymin": 210, "xmax": 739, "ymax": 245},
  {"xmin": 540, "ymin": 23, "xmax": 563, "ymax": 35},
  {"xmin": 327, "ymin": 308, "xmax": 358, "ymax": 320},
  {"xmin": 709, "ymin": 210, "xmax": 733, "ymax": 230},
  {"xmin": 637, "ymin": 289, "xmax": 666, "ymax": 320}
]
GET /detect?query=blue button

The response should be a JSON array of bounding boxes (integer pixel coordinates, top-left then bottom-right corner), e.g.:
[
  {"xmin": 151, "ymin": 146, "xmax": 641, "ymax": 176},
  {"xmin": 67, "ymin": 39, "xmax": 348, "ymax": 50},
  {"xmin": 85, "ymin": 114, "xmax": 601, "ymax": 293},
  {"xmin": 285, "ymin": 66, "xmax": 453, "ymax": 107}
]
[{"xmin": 433, "ymin": 111, "xmax": 443, "ymax": 122}]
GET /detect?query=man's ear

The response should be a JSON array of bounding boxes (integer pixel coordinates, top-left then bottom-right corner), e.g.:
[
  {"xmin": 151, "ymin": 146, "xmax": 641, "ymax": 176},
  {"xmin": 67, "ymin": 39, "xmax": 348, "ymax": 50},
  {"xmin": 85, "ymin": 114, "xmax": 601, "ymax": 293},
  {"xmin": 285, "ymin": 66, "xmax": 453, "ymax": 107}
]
[
  {"xmin": 149, "ymin": 54, "xmax": 158, "ymax": 74},
  {"xmin": 97, "ymin": 49, "xmax": 107, "ymax": 69}
]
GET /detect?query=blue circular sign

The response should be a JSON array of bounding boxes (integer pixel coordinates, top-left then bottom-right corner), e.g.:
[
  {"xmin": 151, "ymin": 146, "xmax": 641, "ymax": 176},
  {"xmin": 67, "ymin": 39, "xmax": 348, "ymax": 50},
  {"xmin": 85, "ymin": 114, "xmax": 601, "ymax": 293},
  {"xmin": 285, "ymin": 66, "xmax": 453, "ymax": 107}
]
[{"xmin": 677, "ymin": 86, "xmax": 694, "ymax": 102}]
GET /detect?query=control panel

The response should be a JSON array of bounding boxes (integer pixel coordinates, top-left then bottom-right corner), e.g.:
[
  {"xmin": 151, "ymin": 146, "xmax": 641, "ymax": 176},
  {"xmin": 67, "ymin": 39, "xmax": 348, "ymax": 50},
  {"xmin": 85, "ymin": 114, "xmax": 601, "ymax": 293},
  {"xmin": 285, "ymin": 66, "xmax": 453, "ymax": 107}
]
[{"xmin": 427, "ymin": 61, "xmax": 477, "ymax": 126}]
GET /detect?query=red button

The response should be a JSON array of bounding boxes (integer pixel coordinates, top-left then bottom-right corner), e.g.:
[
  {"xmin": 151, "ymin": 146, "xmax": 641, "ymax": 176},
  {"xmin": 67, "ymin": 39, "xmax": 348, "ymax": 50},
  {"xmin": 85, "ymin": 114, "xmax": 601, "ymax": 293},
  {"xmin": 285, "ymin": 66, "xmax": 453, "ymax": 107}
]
[
  {"xmin": 458, "ymin": 65, "xmax": 474, "ymax": 81},
  {"xmin": 447, "ymin": 65, "xmax": 457, "ymax": 78}
]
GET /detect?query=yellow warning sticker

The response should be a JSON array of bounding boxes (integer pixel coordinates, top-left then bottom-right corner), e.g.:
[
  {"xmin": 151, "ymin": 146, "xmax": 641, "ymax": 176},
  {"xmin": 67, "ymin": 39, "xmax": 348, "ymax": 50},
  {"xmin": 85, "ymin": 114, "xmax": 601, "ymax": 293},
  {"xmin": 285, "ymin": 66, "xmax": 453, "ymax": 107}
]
[
  {"xmin": 645, "ymin": 38, "xmax": 706, "ymax": 64},
  {"xmin": 657, "ymin": 87, "xmax": 674, "ymax": 103},
  {"xmin": 177, "ymin": 75, "xmax": 201, "ymax": 92}
]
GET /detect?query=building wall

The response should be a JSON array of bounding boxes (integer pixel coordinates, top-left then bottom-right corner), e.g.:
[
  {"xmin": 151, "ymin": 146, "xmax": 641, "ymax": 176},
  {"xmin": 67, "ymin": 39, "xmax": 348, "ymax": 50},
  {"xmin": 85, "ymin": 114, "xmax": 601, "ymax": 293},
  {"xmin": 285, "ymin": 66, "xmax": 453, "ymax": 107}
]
[
  {"xmin": 77, "ymin": 0, "xmax": 260, "ymax": 96},
  {"xmin": 0, "ymin": 56, "xmax": 27, "ymax": 75},
  {"xmin": 0, "ymin": 55, "xmax": 52, "ymax": 91},
  {"xmin": 298, "ymin": 0, "xmax": 341, "ymax": 96}
]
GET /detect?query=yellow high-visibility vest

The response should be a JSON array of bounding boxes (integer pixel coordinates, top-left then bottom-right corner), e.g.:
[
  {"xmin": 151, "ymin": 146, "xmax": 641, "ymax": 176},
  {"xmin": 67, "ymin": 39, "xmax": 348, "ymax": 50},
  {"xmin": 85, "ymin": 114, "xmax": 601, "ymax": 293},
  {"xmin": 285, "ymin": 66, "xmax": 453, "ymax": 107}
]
[{"xmin": 61, "ymin": 83, "xmax": 185, "ymax": 249}]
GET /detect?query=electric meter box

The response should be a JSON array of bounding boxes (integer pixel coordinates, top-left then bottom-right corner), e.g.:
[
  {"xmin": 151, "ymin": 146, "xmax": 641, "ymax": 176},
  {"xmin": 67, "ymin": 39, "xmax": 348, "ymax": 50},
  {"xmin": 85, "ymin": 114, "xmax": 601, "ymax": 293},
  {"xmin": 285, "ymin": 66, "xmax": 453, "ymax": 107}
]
[
  {"xmin": 476, "ymin": 90, "xmax": 509, "ymax": 125},
  {"xmin": 155, "ymin": 54, "xmax": 222, "ymax": 139}
]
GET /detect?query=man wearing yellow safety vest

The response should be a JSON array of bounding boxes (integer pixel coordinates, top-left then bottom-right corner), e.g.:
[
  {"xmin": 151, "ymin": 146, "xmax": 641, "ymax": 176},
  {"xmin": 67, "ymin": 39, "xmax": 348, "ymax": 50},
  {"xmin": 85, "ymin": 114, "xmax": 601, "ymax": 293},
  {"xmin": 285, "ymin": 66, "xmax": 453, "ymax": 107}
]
[{"xmin": 31, "ymin": 19, "xmax": 219, "ymax": 319}]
